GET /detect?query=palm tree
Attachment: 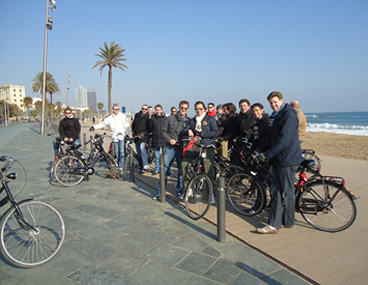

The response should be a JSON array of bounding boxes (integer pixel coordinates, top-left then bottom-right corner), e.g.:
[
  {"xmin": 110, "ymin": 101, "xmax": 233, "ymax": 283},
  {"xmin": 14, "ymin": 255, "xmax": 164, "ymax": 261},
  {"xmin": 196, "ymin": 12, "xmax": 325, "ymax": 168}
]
[
  {"xmin": 97, "ymin": 102, "xmax": 104, "ymax": 114},
  {"xmin": 23, "ymin": 96, "xmax": 33, "ymax": 121},
  {"xmin": 32, "ymin": 72, "xmax": 61, "ymax": 104},
  {"xmin": 92, "ymin": 41, "xmax": 128, "ymax": 111}
]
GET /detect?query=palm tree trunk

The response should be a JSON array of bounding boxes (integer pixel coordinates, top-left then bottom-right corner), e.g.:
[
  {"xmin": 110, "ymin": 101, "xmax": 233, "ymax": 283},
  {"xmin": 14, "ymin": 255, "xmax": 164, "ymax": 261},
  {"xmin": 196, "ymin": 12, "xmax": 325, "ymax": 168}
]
[{"xmin": 108, "ymin": 67, "xmax": 113, "ymax": 112}]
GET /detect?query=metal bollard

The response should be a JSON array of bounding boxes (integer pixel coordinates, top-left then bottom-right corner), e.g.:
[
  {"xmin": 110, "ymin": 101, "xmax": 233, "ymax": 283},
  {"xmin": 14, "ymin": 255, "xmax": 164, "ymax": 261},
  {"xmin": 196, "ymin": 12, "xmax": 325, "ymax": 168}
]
[
  {"xmin": 217, "ymin": 176, "xmax": 226, "ymax": 242},
  {"xmin": 83, "ymin": 133, "xmax": 87, "ymax": 150},
  {"xmin": 130, "ymin": 152, "xmax": 135, "ymax": 183},
  {"xmin": 90, "ymin": 135, "xmax": 93, "ymax": 150},
  {"xmin": 159, "ymin": 155, "xmax": 166, "ymax": 203}
]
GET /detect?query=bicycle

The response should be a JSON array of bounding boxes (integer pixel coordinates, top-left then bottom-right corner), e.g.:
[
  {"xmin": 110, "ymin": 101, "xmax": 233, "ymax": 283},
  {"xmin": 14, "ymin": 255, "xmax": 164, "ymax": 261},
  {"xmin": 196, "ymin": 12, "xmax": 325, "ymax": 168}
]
[
  {"xmin": 0, "ymin": 156, "xmax": 65, "ymax": 267},
  {"xmin": 53, "ymin": 133, "xmax": 120, "ymax": 187},
  {"xmin": 226, "ymin": 153, "xmax": 358, "ymax": 232},
  {"xmin": 182, "ymin": 138, "xmax": 217, "ymax": 220},
  {"xmin": 48, "ymin": 134, "xmax": 80, "ymax": 182}
]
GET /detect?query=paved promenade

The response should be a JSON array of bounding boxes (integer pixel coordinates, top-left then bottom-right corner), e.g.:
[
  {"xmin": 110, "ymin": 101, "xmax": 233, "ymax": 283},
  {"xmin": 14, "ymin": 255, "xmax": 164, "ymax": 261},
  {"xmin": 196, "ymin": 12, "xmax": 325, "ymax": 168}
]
[{"xmin": 0, "ymin": 123, "xmax": 311, "ymax": 284}]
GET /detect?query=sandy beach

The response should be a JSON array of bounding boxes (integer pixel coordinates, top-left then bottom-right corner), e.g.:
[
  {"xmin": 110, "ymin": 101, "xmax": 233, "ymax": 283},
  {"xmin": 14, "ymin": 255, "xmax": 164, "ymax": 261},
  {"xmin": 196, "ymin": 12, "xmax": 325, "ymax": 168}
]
[{"xmin": 302, "ymin": 132, "xmax": 368, "ymax": 161}]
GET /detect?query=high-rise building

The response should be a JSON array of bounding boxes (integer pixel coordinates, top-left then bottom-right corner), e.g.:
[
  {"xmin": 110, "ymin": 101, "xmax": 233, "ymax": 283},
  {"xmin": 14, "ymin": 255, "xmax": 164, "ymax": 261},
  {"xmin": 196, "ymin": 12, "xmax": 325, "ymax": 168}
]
[
  {"xmin": 75, "ymin": 85, "xmax": 87, "ymax": 108},
  {"xmin": 87, "ymin": 89, "xmax": 97, "ymax": 110},
  {"xmin": 0, "ymin": 84, "xmax": 26, "ymax": 111}
]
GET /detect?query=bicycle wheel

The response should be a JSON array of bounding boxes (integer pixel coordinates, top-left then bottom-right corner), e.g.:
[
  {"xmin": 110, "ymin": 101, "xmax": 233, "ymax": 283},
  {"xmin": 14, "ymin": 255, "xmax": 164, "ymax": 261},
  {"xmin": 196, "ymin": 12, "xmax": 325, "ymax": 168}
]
[
  {"xmin": 226, "ymin": 172, "xmax": 266, "ymax": 216},
  {"xmin": 0, "ymin": 200, "xmax": 65, "ymax": 267},
  {"xmin": 54, "ymin": 155, "xmax": 85, "ymax": 187},
  {"xmin": 185, "ymin": 174, "xmax": 213, "ymax": 220},
  {"xmin": 105, "ymin": 153, "xmax": 121, "ymax": 179},
  {"xmin": 297, "ymin": 180, "xmax": 357, "ymax": 232},
  {"xmin": 220, "ymin": 165, "xmax": 245, "ymax": 185}
]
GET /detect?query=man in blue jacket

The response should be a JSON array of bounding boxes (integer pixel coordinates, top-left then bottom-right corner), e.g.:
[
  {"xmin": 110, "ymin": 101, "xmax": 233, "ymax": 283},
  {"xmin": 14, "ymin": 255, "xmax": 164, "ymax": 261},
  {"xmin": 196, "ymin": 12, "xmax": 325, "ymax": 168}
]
[{"xmin": 256, "ymin": 91, "xmax": 303, "ymax": 234}]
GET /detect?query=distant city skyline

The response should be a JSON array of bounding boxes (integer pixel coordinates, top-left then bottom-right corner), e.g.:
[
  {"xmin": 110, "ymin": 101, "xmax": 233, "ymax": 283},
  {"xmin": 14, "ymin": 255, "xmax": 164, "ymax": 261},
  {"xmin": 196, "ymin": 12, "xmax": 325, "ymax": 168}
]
[{"xmin": 75, "ymin": 85, "xmax": 87, "ymax": 108}]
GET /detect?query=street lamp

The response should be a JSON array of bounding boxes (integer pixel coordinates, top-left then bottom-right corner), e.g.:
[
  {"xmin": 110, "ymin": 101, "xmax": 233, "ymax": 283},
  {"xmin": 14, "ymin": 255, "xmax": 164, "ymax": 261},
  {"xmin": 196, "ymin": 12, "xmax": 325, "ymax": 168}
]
[{"xmin": 40, "ymin": 0, "xmax": 56, "ymax": 135}]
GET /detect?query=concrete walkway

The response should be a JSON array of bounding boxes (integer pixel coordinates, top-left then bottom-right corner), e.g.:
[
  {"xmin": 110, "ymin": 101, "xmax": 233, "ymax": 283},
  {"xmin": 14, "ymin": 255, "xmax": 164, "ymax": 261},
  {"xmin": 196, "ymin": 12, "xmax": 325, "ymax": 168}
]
[{"xmin": 0, "ymin": 123, "xmax": 311, "ymax": 284}]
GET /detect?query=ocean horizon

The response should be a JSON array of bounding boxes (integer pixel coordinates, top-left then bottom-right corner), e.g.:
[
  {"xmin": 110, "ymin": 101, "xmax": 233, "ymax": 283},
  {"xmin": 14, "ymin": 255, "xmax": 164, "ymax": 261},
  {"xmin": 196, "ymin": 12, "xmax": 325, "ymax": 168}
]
[{"xmin": 305, "ymin": 111, "xmax": 368, "ymax": 136}]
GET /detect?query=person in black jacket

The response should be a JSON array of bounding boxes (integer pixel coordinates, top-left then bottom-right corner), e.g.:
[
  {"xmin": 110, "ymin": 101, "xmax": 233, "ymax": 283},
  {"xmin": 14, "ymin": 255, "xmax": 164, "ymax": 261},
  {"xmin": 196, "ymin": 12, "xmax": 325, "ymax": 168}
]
[
  {"xmin": 237, "ymin": 98, "xmax": 254, "ymax": 139},
  {"xmin": 255, "ymin": 91, "xmax": 303, "ymax": 234},
  {"xmin": 217, "ymin": 102, "xmax": 238, "ymax": 158},
  {"xmin": 148, "ymin": 104, "xmax": 167, "ymax": 175},
  {"xmin": 251, "ymin": 103, "xmax": 270, "ymax": 150},
  {"xmin": 132, "ymin": 104, "xmax": 150, "ymax": 171},
  {"xmin": 56, "ymin": 108, "xmax": 81, "ymax": 155}
]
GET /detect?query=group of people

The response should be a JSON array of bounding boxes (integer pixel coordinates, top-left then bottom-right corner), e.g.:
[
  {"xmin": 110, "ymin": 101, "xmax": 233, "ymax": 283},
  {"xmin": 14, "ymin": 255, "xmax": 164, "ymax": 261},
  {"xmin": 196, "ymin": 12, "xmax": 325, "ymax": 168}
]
[{"xmin": 58, "ymin": 90, "xmax": 307, "ymax": 234}]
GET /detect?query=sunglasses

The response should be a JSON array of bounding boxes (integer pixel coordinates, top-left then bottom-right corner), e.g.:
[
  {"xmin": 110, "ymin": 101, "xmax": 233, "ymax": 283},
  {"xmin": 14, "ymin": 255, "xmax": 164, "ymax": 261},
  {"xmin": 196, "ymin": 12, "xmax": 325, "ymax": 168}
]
[
  {"xmin": 180, "ymin": 107, "xmax": 188, "ymax": 110},
  {"xmin": 208, "ymin": 106, "xmax": 214, "ymax": 109},
  {"xmin": 195, "ymin": 108, "xmax": 204, "ymax": 111},
  {"xmin": 113, "ymin": 108, "xmax": 119, "ymax": 110},
  {"xmin": 142, "ymin": 108, "xmax": 148, "ymax": 111}
]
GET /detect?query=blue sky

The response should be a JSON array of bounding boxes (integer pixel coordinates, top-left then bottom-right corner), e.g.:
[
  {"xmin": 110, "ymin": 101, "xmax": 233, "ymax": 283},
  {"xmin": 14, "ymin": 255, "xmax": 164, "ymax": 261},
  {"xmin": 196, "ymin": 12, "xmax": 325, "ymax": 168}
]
[{"xmin": 1, "ymin": 0, "xmax": 367, "ymax": 115}]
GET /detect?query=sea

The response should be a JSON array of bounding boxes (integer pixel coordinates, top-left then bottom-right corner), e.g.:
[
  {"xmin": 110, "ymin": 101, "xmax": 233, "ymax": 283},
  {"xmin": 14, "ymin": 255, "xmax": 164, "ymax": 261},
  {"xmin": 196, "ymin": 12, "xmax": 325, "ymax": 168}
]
[{"xmin": 305, "ymin": 112, "xmax": 368, "ymax": 136}]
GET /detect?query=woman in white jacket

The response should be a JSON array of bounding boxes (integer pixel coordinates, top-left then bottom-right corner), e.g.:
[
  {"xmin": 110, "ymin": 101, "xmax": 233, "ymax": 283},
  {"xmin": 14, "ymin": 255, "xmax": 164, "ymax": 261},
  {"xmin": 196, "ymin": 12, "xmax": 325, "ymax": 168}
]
[{"xmin": 90, "ymin": 104, "xmax": 130, "ymax": 169}]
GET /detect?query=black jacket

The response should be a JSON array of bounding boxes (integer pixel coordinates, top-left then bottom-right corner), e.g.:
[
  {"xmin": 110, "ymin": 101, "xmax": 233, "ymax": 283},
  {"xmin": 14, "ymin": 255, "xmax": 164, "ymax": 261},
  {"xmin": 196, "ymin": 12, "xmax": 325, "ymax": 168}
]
[
  {"xmin": 251, "ymin": 113, "xmax": 271, "ymax": 149},
  {"xmin": 59, "ymin": 116, "xmax": 81, "ymax": 141},
  {"xmin": 263, "ymin": 104, "xmax": 303, "ymax": 167},
  {"xmin": 132, "ymin": 111, "xmax": 149, "ymax": 143},
  {"xmin": 148, "ymin": 114, "xmax": 167, "ymax": 148},
  {"xmin": 237, "ymin": 111, "xmax": 254, "ymax": 139}
]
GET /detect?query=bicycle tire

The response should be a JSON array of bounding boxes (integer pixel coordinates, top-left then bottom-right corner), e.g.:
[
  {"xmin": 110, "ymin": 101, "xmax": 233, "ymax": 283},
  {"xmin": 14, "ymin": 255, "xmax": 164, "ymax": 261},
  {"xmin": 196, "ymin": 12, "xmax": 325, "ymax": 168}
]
[
  {"xmin": 226, "ymin": 172, "xmax": 266, "ymax": 217},
  {"xmin": 220, "ymin": 165, "xmax": 245, "ymax": 185},
  {"xmin": 297, "ymin": 180, "xmax": 357, "ymax": 232},
  {"xmin": 54, "ymin": 155, "xmax": 85, "ymax": 187},
  {"xmin": 185, "ymin": 174, "xmax": 213, "ymax": 220},
  {"xmin": 0, "ymin": 200, "xmax": 65, "ymax": 267},
  {"xmin": 105, "ymin": 152, "xmax": 121, "ymax": 179}
]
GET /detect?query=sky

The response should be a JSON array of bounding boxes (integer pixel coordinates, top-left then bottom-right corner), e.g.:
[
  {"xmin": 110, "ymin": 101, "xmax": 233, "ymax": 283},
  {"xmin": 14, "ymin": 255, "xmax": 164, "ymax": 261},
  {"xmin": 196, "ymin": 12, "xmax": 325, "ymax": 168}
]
[{"xmin": 1, "ymin": 0, "xmax": 368, "ymax": 115}]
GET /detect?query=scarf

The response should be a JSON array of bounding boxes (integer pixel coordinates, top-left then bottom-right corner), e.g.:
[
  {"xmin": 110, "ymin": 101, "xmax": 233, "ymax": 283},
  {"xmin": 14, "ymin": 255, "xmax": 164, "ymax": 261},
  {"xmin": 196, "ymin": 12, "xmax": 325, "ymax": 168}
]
[
  {"xmin": 195, "ymin": 113, "xmax": 206, "ymax": 133},
  {"xmin": 175, "ymin": 113, "xmax": 189, "ymax": 135}
]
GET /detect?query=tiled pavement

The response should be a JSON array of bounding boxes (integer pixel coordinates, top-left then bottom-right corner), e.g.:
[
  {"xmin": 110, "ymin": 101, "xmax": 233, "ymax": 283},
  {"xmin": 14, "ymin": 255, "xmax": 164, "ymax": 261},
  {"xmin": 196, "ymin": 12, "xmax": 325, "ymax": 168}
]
[{"xmin": 0, "ymin": 123, "xmax": 311, "ymax": 284}]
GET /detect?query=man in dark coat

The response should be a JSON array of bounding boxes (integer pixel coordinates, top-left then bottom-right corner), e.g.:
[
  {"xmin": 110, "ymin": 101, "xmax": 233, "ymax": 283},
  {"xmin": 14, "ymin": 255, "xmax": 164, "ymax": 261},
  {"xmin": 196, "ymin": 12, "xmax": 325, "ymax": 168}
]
[
  {"xmin": 256, "ymin": 91, "xmax": 303, "ymax": 234},
  {"xmin": 132, "ymin": 104, "xmax": 149, "ymax": 171},
  {"xmin": 56, "ymin": 108, "xmax": 81, "ymax": 155},
  {"xmin": 148, "ymin": 104, "xmax": 166, "ymax": 175}
]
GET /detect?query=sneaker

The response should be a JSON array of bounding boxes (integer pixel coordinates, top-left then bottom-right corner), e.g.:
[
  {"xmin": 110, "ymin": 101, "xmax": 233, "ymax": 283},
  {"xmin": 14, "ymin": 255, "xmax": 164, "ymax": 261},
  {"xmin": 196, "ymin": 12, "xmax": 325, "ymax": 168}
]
[
  {"xmin": 143, "ymin": 165, "xmax": 149, "ymax": 170},
  {"xmin": 256, "ymin": 225, "xmax": 279, "ymax": 234},
  {"xmin": 178, "ymin": 192, "xmax": 184, "ymax": 200},
  {"xmin": 211, "ymin": 196, "xmax": 216, "ymax": 204},
  {"xmin": 152, "ymin": 194, "xmax": 160, "ymax": 200},
  {"xmin": 151, "ymin": 170, "xmax": 159, "ymax": 176},
  {"xmin": 246, "ymin": 208, "xmax": 256, "ymax": 215},
  {"xmin": 119, "ymin": 167, "xmax": 124, "ymax": 172}
]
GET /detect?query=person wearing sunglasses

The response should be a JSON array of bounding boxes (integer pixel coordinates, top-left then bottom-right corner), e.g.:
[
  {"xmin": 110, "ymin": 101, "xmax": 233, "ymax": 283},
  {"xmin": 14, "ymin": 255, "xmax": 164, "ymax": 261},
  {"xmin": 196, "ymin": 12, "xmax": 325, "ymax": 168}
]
[
  {"xmin": 132, "ymin": 104, "xmax": 150, "ymax": 172},
  {"xmin": 207, "ymin": 102, "xmax": 216, "ymax": 117},
  {"xmin": 57, "ymin": 108, "xmax": 81, "ymax": 155},
  {"xmin": 182, "ymin": 101, "xmax": 219, "ymax": 203},
  {"xmin": 154, "ymin": 100, "xmax": 190, "ymax": 200},
  {"xmin": 90, "ymin": 104, "xmax": 130, "ymax": 171}
]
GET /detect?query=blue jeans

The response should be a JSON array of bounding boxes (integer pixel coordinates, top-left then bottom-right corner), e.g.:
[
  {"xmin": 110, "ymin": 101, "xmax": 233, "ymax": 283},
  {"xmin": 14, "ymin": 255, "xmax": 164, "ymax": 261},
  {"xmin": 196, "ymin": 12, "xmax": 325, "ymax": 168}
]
[
  {"xmin": 268, "ymin": 165, "xmax": 298, "ymax": 229},
  {"xmin": 114, "ymin": 140, "xmax": 126, "ymax": 168},
  {"xmin": 153, "ymin": 147, "xmax": 161, "ymax": 172},
  {"xmin": 157, "ymin": 146, "xmax": 183, "ymax": 196},
  {"xmin": 54, "ymin": 138, "xmax": 80, "ymax": 156},
  {"xmin": 135, "ymin": 142, "xmax": 148, "ymax": 169}
]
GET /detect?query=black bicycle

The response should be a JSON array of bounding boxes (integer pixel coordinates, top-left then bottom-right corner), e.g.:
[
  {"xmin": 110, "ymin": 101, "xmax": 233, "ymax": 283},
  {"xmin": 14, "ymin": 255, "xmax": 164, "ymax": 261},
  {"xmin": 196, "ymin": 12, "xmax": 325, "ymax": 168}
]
[
  {"xmin": 0, "ymin": 156, "xmax": 65, "ymax": 267},
  {"xmin": 53, "ymin": 133, "xmax": 120, "ymax": 186},
  {"xmin": 182, "ymin": 138, "xmax": 217, "ymax": 220},
  {"xmin": 226, "ymin": 151, "xmax": 358, "ymax": 232}
]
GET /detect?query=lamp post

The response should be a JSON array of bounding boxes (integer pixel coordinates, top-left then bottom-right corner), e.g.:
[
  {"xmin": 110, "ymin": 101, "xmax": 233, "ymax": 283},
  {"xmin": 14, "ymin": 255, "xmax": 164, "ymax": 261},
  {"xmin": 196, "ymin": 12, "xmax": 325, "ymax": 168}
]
[{"xmin": 40, "ymin": 0, "xmax": 56, "ymax": 135}]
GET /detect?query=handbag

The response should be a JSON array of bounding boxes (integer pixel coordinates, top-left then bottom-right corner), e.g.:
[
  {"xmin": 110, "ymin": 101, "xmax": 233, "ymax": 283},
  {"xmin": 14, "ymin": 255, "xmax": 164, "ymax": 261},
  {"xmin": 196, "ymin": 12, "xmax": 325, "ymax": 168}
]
[{"xmin": 182, "ymin": 136, "xmax": 200, "ymax": 157}]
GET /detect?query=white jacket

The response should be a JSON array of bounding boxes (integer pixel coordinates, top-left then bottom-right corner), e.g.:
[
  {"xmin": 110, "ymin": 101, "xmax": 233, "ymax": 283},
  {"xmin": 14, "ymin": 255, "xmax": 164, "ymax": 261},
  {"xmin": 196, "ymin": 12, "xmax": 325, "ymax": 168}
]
[{"xmin": 94, "ymin": 112, "xmax": 130, "ymax": 142}]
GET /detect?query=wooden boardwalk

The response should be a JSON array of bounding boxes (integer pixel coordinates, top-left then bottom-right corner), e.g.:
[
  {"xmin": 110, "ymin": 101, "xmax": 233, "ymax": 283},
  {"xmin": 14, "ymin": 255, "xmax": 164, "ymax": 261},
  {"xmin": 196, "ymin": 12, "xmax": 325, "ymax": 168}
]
[{"xmin": 137, "ymin": 155, "xmax": 368, "ymax": 285}]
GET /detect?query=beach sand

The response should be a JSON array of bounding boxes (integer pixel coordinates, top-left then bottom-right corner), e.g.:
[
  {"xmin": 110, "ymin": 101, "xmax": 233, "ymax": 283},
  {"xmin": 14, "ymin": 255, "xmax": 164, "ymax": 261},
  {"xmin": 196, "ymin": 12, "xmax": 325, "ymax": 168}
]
[{"xmin": 302, "ymin": 132, "xmax": 368, "ymax": 161}]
